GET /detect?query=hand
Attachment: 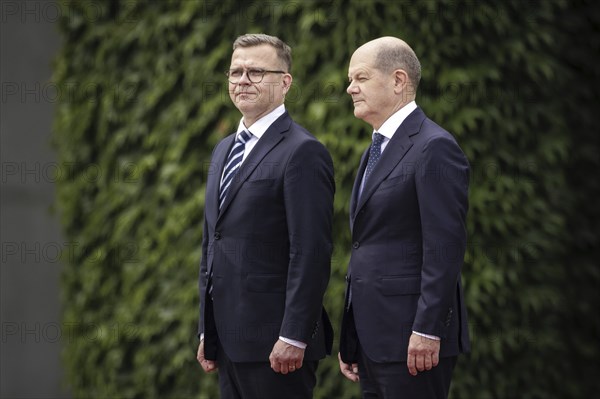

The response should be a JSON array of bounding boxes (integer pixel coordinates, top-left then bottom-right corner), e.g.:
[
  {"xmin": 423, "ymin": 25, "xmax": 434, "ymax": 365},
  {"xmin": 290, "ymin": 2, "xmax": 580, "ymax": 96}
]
[
  {"xmin": 196, "ymin": 339, "xmax": 217, "ymax": 373},
  {"xmin": 406, "ymin": 333, "xmax": 440, "ymax": 376},
  {"xmin": 338, "ymin": 352, "xmax": 359, "ymax": 382},
  {"xmin": 269, "ymin": 339, "xmax": 305, "ymax": 374}
]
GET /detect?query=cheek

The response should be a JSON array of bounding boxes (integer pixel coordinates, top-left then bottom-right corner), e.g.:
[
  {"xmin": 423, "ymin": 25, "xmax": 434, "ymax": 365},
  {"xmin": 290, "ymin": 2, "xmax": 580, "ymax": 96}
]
[{"xmin": 259, "ymin": 84, "xmax": 275, "ymax": 98}]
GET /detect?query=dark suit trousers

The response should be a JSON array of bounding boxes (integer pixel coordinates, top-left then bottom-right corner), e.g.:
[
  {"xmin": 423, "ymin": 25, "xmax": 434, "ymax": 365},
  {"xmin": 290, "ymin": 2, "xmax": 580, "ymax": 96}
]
[
  {"xmin": 217, "ymin": 341, "xmax": 318, "ymax": 399},
  {"xmin": 358, "ymin": 343, "xmax": 456, "ymax": 399}
]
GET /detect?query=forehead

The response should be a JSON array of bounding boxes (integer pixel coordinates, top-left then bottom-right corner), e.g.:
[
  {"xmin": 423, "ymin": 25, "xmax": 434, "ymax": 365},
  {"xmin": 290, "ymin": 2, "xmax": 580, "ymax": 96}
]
[
  {"xmin": 348, "ymin": 47, "xmax": 377, "ymax": 76},
  {"xmin": 230, "ymin": 44, "xmax": 278, "ymax": 67}
]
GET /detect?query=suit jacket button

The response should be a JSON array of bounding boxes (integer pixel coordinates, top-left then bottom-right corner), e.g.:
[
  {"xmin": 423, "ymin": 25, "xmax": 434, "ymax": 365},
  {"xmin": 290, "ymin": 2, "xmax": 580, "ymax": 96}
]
[
  {"xmin": 352, "ymin": 241, "xmax": 360, "ymax": 249},
  {"xmin": 214, "ymin": 232, "xmax": 221, "ymax": 240}
]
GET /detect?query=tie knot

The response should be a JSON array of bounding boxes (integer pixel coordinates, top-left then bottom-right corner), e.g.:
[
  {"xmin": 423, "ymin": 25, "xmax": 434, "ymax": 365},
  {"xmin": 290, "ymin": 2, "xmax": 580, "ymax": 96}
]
[
  {"xmin": 238, "ymin": 129, "xmax": 252, "ymax": 144},
  {"xmin": 373, "ymin": 132, "xmax": 384, "ymax": 146}
]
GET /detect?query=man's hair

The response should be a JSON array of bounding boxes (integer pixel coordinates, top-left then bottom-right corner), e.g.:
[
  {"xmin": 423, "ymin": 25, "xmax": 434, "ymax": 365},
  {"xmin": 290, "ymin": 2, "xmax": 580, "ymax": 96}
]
[
  {"xmin": 375, "ymin": 43, "xmax": 421, "ymax": 90},
  {"xmin": 233, "ymin": 33, "xmax": 292, "ymax": 73}
]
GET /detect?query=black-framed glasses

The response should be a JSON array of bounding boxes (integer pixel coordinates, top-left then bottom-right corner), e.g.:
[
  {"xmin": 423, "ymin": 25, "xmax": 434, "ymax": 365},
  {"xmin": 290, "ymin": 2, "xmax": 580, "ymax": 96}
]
[{"xmin": 225, "ymin": 68, "xmax": 286, "ymax": 84}]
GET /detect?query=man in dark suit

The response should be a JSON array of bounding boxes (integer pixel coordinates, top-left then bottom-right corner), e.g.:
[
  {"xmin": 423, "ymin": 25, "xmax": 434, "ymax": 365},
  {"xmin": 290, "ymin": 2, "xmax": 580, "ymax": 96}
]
[
  {"xmin": 196, "ymin": 34, "xmax": 334, "ymax": 398},
  {"xmin": 338, "ymin": 37, "xmax": 470, "ymax": 398}
]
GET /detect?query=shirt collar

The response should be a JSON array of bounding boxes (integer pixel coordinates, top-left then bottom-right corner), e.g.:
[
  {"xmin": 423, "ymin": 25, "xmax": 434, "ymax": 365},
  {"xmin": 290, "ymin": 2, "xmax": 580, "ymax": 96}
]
[
  {"xmin": 372, "ymin": 101, "xmax": 417, "ymax": 140},
  {"xmin": 236, "ymin": 104, "xmax": 286, "ymax": 139}
]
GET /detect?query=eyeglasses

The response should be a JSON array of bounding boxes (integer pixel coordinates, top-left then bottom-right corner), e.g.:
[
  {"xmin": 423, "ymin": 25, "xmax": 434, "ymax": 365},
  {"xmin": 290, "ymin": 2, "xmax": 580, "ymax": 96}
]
[{"xmin": 225, "ymin": 68, "xmax": 286, "ymax": 84}]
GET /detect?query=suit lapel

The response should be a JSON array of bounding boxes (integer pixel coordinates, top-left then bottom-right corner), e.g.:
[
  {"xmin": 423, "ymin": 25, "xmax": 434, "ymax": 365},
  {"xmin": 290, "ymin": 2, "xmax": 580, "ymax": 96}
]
[
  {"xmin": 350, "ymin": 150, "xmax": 369, "ymax": 224},
  {"xmin": 352, "ymin": 107, "xmax": 426, "ymax": 221},
  {"xmin": 217, "ymin": 113, "xmax": 291, "ymax": 219},
  {"xmin": 206, "ymin": 134, "xmax": 235, "ymax": 222}
]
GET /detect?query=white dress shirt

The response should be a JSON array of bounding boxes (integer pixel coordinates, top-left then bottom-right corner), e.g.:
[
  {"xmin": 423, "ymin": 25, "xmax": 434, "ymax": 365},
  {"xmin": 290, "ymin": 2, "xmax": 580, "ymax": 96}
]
[{"xmin": 236, "ymin": 104, "xmax": 286, "ymax": 162}]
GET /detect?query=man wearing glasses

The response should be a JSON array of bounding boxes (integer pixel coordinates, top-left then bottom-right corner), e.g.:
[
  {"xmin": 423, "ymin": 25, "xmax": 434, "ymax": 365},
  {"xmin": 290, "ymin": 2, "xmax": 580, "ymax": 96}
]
[{"xmin": 197, "ymin": 34, "xmax": 334, "ymax": 398}]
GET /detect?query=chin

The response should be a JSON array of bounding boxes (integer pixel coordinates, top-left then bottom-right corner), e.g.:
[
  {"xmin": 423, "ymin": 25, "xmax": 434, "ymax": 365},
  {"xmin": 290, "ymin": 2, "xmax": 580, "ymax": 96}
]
[
  {"xmin": 353, "ymin": 109, "xmax": 366, "ymax": 120},
  {"xmin": 235, "ymin": 98, "xmax": 257, "ymax": 110}
]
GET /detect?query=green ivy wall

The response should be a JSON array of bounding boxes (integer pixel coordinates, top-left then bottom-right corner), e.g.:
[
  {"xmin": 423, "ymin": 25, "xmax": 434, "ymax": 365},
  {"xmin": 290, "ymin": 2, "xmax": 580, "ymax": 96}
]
[{"xmin": 52, "ymin": 0, "xmax": 600, "ymax": 398}]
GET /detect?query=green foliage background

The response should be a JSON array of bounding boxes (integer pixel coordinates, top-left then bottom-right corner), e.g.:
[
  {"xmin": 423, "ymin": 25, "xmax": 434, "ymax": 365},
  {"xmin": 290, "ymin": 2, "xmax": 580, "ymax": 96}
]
[{"xmin": 52, "ymin": 0, "xmax": 600, "ymax": 397}]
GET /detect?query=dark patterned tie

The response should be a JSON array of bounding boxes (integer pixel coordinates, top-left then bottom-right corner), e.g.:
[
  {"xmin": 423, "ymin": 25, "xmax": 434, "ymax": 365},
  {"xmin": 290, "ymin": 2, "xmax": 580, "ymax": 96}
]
[
  {"xmin": 363, "ymin": 132, "xmax": 384, "ymax": 183},
  {"xmin": 219, "ymin": 130, "xmax": 253, "ymax": 209}
]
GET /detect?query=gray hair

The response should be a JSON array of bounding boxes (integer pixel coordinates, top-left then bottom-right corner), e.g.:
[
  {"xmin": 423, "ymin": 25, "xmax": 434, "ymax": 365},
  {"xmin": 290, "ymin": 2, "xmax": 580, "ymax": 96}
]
[
  {"xmin": 375, "ymin": 43, "xmax": 421, "ymax": 90},
  {"xmin": 233, "ymin": 33, "xmax": 292, "ymax": 72}
]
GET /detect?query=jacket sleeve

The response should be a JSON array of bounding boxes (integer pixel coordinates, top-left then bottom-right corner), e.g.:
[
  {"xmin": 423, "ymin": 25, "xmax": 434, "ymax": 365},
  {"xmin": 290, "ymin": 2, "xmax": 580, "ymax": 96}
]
[
  {"xmin": 412, "ymin": 135, "xmax": 469, "ymax": 338},
  {"xmin": 197, "ymin": 216, "xmax": 209, "ymax": 338},
  {"xmin": 279, "ymin": 139, "xmax": 335, "ymax": 343}
]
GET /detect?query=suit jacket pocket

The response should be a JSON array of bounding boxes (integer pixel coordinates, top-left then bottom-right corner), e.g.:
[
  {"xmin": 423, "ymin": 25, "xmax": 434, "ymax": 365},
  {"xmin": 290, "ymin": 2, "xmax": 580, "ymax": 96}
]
[
  {"xmin": 245, "ymin": 274, "xmax": 286, "ymax": 293},
  {"xmin": 378, "ymin": 275, "xmax": 421, "ymax": 296},
  {"xmin": 245, "ymin": 178, "xmax": 275, "ymax": 188},
  {"xmin": 377, "ymin": 175, "xmax": 409, "ymax": 191}
]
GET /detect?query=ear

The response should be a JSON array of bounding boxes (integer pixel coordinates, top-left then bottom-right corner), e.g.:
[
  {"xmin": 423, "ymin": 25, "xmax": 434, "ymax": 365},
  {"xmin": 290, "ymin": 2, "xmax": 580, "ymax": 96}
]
[
  {"xmin": 393, "ymin": 69, "xmax": 409, "ymax": 94},
  {"xmin": 282, "ymin": 73, "xmax": 293, "ymax": 94}
]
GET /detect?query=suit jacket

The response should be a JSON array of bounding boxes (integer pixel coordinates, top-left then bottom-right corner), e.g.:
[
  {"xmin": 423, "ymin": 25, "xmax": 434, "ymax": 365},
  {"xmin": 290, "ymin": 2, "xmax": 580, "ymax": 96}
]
[
  {"xmin": 340, "ymin": 107, "xmax": 471, "ymax": 363},
  {"xmin": 198, "ymin": 111, "xmax": 334, "ymax": 362}
]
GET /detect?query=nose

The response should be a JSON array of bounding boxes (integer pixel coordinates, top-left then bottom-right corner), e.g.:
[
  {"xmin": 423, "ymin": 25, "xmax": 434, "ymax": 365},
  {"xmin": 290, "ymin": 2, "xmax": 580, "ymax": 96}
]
[
  {"xmin": 347, "ymin": 81, "xmax": 358, "ymax": 95},
  {"xmin": 237, "ymin": 70, "xmax": 252, "ymax": 85}
]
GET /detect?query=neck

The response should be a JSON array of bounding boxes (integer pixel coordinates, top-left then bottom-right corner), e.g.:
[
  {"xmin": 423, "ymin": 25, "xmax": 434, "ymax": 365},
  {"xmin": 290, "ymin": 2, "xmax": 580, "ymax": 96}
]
[
  {"xmin": 372, "ymin": 99, "xmax": 413, "ymax": 130},
  {"xmin": 242, "ymin": 104, "xmax": 282, "ymax": 128}
]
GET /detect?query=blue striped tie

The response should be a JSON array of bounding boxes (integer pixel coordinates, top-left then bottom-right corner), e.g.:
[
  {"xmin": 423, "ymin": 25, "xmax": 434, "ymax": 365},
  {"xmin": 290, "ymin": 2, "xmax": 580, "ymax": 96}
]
[{"xmin": 219, "ymin": 130, "xmax": 253, "ymax": 209}]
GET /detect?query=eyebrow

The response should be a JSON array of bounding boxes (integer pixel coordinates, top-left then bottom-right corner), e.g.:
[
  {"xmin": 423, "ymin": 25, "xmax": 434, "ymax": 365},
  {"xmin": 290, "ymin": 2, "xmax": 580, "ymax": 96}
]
[
  {"xmin": 348, "ymin": 72, "xmax": 367, "ymax": 80},
  {"xmin": 229, "ymin": 67, "xmax": 267, "ymax": 70}
]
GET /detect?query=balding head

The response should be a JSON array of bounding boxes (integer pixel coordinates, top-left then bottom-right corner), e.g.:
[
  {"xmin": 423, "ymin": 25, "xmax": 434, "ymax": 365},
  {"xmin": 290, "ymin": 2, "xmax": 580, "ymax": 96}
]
[
  {"xmin": 354, "ymin": 37, "xmax": 421, "ymax": 91},
  {"xmin": 347, "ymin": 37, "xmax": 421, "ymax": 128}
]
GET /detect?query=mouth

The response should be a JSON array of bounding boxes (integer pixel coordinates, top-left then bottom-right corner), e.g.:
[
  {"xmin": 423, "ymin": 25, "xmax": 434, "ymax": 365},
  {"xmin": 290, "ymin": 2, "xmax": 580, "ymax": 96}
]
[{"xmin": 236, "ymin": 91, "xmax": 257, "ymax": 99}]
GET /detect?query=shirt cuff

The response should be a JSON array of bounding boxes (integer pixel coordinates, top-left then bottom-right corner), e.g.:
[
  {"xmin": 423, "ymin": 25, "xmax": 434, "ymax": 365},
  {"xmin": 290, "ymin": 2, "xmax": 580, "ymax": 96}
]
[
  {"xmin": 412, "ymin": 331, "xmax": 440, "ymax": 341},
  {"xmin": 279, "ymin": 336, "xmax": 307, "ymax": 349},
  {"xmin": 201, "ymin": 334, "xmax": 306, "ymax": 349}
]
